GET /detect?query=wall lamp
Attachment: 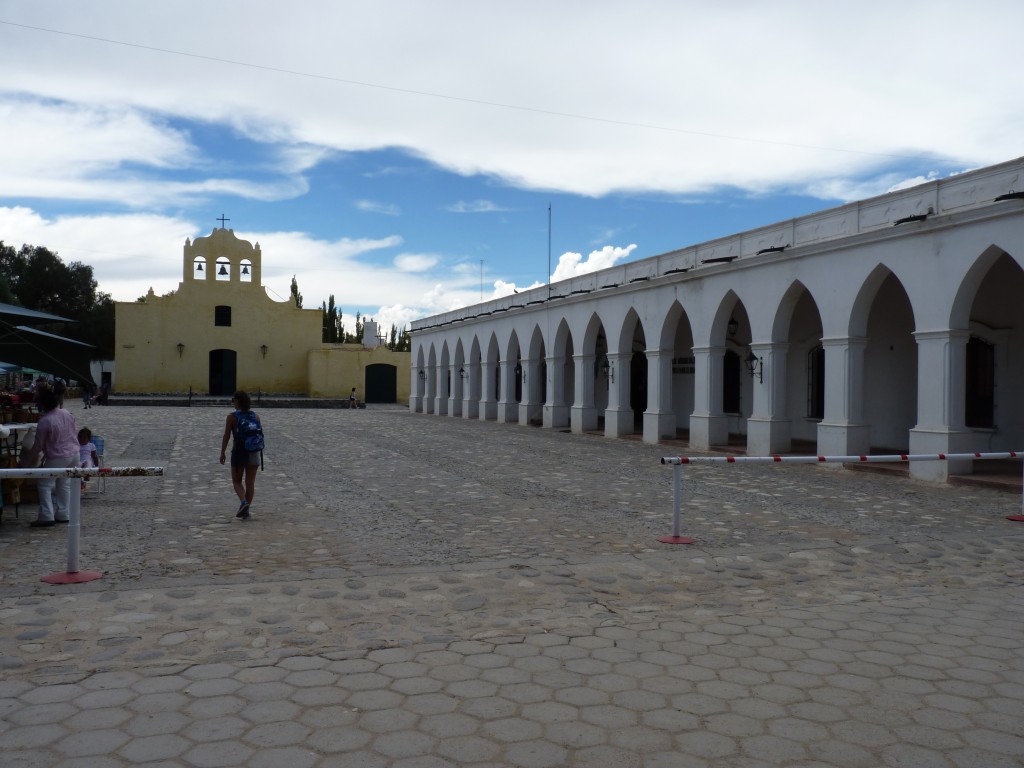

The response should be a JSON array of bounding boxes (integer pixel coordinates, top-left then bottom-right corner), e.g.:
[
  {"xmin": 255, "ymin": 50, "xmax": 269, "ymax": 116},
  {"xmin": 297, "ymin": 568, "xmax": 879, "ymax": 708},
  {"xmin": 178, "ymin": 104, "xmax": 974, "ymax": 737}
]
[
  {"xmin": 176, "ymin": 342, "xmax": 185, "ymax": 358},
  {"xmin": 745, "ymin": 351, "xmax": 763, "ymax": 383},
  {"xmin": 259, "ymin": 344, "xmax": 268, "ymax": 359},
  {"xmin": 727, "ymin": 317, "xmax": 738, "ymax": 337},
  {"xmin": 458, "ymin": 366, "xmax": 467, "ymax": 379},
  {"xmin": 601, "ymin": 358, "xmax": 614, "ymax": 383},
  {"xmin": 418, "ymin": 369, "xmax": 426, "ymax": 381},
  {"xmin": 514, "ymin": 361, "xmax": 523, "ymax": 379}
]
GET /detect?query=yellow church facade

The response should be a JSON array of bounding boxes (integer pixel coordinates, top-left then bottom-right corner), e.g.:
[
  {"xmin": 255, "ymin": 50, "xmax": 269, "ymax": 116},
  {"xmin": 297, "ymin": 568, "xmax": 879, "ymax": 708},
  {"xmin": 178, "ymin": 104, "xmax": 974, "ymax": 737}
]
[{"xmin": 114, "ymin": 227, "xmax": 410, "ymax": 401}]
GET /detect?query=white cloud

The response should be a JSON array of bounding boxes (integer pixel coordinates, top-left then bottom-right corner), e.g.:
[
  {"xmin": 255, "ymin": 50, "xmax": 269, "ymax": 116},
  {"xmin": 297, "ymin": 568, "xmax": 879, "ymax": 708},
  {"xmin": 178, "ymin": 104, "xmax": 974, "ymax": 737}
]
[
  {"xmin": 356, "ymin": 199, "xmax": 401, "ymax": 216},
  {"xmin": 394, "ymin": 253, "xmax": 438, "ymax": 272},
  {"xmin": 372, "ymin": 304, "xmax": 423, "ymax": 335},
  {"xmin": 0, "ymin": 206, "xmax": 424, "ymax": 310},
  {"xmin": 447, "ymin": 200, "xmax": 509, "ymax": 213},
  {"xmin": 491, "ymin": 279, "xmax": 517, "ymax": 299},
  {"xmin": 2, "ymin": 3, "xmax": 1020, "ymax": 201},
  {"xmin": 551, "ymin": 244, "xmax": 636, "ymax": 282}
]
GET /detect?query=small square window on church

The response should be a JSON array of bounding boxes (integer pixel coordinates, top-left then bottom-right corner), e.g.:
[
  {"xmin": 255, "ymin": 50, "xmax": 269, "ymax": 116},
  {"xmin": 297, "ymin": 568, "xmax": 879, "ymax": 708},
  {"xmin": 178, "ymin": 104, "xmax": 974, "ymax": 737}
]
[{"xmin": 215, "ymin": 305, "xmax": 232, "ymax": 327}]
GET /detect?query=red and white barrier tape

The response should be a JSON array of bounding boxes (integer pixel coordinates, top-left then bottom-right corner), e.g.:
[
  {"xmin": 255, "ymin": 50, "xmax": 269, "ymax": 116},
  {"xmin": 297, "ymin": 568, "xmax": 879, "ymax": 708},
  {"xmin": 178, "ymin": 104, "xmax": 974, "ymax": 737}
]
[
  {"xmin": 657, "ymin": 452, "xmax": 1024, "ymax": 544},
  {"xmin": 662, "ymin": 451, "xmax": 1021, "ymax": 465}
]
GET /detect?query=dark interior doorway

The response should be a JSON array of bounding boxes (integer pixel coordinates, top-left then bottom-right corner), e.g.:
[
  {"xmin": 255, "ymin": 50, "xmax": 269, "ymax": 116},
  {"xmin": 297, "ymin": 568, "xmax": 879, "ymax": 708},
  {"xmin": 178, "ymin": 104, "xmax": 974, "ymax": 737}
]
[
  {"xmin": 365, "ymin": 363, "xmax": 397, "ymax": 403},
  {"xmin": 209, "ymin": 349, "xmax": 237, "ymax": 396}
]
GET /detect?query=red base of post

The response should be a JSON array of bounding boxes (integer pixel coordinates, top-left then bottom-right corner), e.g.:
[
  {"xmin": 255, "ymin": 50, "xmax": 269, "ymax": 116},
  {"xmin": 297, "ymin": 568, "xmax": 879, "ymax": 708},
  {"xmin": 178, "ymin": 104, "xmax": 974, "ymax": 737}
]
[
  {"xmin": 41, "ymin": 571, "xmax": 103, "ymax": 584},
  {"xmin": 1007, "ymin": 515, "xmax": 1024, "ymax": 522},
  {"xmin": 657, "ymin": 535, "xmax": 696, "ymax": 545}
]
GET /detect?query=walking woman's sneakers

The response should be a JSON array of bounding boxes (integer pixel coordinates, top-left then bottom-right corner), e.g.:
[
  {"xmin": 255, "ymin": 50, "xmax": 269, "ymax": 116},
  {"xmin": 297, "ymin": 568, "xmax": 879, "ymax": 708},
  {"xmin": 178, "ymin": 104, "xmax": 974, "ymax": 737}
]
[{"xmin": 236, "ymin": 500, "xmax": 251, "ymax": 519}]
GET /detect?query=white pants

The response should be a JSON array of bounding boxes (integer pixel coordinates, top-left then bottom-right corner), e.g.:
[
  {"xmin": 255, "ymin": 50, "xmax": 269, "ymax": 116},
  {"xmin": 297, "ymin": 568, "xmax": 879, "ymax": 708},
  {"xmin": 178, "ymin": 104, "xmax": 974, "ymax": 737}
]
[{"xmin": 38, "ymin": 455, "xmax": 78, "ymax": 522}]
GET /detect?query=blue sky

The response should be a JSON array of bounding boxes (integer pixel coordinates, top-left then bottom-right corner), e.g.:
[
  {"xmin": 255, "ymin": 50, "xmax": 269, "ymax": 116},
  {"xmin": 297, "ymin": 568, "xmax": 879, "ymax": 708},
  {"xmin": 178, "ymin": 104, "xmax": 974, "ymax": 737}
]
[{"xmin": 1, "ymin": 1, "xmax": 1021, "ymax": 333}]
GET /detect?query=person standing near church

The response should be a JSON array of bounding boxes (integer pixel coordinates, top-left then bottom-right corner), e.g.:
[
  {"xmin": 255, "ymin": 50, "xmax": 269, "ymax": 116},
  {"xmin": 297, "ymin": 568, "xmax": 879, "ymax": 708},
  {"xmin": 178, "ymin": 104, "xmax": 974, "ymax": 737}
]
[
  {"xmin": 219, "ymin": 390, "xmax": 262, "ymax": 520},
  {"xmin": 20, "ymin": 388, "xmax": 79, "ymax": 527}
]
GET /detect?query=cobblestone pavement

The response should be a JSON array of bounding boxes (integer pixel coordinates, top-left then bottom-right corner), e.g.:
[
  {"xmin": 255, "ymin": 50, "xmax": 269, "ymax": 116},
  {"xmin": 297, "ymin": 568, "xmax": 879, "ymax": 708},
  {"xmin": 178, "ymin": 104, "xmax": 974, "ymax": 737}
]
[{"xmin": 1, "ymin": 403, "xmax": 1023, "ymax": 767}]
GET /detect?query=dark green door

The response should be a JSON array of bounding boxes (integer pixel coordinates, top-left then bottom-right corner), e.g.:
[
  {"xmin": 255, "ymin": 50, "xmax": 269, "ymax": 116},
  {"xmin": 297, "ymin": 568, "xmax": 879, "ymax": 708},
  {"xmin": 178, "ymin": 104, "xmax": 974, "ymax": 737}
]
[
  {"xmin": 209, "ymin": 349, "xmax": 237, "ymax": 396},
  {"xmin": 365, "ymin": 363, "xmax": 397, "ymax": 403}
]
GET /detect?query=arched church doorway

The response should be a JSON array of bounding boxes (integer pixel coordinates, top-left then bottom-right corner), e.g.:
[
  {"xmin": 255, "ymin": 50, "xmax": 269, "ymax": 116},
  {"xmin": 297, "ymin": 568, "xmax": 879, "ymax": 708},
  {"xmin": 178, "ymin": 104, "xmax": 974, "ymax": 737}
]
[
  {"xmin": 365, "ymin": 363, "xmax": 397, "ymax": 403},
  {"xmin": 209, "ymin": 349, "xmax": 237, "ymax": 396}
]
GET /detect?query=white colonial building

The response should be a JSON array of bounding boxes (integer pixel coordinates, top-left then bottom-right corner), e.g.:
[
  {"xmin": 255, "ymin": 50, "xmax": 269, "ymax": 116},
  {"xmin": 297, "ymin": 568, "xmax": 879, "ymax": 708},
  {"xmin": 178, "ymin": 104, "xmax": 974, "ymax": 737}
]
[{"xmin": 409, "ymin": 157, "xmax": 1024, "ymax": 482}]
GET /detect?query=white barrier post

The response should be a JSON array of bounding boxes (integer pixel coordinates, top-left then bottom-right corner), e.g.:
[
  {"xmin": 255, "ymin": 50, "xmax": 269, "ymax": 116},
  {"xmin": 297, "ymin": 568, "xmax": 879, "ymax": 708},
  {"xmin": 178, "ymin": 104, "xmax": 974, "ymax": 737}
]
[
  {"xmin": 1009, "ymin": 459, "xmax": 1024, "ymax": 522},
  {"xmin": 656, "ymin": 463, "xmax": 695, "ymax": 545},
  {"xmin": 660, "ymin": 451, "xmax": 1024, "ymax": 542},
  {"xmin": 0, "ymin": 466, "xmax": 165, "ymax": 584}
]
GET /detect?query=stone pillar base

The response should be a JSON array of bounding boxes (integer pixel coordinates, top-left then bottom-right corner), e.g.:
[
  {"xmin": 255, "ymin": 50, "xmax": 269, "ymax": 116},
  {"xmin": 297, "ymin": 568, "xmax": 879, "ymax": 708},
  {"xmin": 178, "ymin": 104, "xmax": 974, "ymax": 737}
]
[
  {"xmin": 544, "ymin": 405, "xmax": 570, "ymax": 429},
  {"xmin": 480, "ymin": 399, "xmax": 497, "ymax": 421},
  {"xmin": 643, "ymin": 411, "xmax": 677, "ymax": 444},
  {"xmin": 604, "ymin": 408, "xmax": 635, "ymax": 438},
  {"xmin": 462, "ymin": 400, "xmax": 479, "ymax": 419},
  {"xmin": 816, "ymin": 422, "xmax": 870, "ymax": 465},
  {"xmin": 434, "ymin": 397, "xmax": 448, "ymax": 416},
  {"xmin": 909, "ymin": 428, "xmax": 975, "ymax": 481},
  {"xmin": 409, "ymin": 396, "xmax": 422, "ymax": 414},
  {"xmin": 747, "ymin": 417, "xmax": 792, "ymax": 456},
  {"xmin": 520, "ymin": 403, "xmax": 543, "ymax": 426},
  {"xmin": 571, "ymin": 406, "xmax": 598, "ymax": 433},
  {"xmin": 689, "ymin": 414, "xmax": 729, "ymax": 450},
  {"xmin": 496, "ymin": 402, "xmax": 517, "ymax": 423},
  {"xmin": 449, "ymin": 398, "xmax": 462, "ymax": 418}
]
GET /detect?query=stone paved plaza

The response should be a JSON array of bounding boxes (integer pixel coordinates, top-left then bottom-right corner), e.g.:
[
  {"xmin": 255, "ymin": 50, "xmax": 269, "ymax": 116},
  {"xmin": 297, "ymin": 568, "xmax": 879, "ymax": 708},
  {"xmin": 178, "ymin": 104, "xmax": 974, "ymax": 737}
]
[{"xmin": 1, "ymin": 403, "xmax": 1023, "ymax": 767}]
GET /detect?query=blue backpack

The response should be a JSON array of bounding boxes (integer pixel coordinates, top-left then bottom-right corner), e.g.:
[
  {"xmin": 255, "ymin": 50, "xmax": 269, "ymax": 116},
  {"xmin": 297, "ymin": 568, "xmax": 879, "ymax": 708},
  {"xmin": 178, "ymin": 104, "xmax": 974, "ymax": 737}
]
[{"xmin": 235, "ymin": 410, "xmax": 265, "ymax": 453}]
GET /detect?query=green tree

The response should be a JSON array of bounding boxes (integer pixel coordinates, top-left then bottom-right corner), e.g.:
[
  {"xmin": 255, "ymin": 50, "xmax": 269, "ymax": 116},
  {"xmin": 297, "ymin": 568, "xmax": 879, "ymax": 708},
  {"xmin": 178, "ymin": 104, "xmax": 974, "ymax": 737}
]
[
  {"xmin": 395, "ymin": 327, "xmax": 411, "ymax": 352},
  {"xmin": 321, "ymin": 295, "xmax": 342, "ymax": 342},
  {"xmin": 345, "ymin": 311, "xmax": 363, "ymax": 344},
  {"xmin": 290, "ymin": 275, "xmax": 303, "ymax": 308}
]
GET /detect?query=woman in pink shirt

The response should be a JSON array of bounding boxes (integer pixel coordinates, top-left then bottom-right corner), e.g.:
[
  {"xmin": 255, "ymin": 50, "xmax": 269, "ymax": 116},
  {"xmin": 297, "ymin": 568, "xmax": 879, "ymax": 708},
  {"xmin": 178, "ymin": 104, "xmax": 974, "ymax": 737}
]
[{"xmin": 21, "ymin": 388, "xmax": 80, "ymax": 527}]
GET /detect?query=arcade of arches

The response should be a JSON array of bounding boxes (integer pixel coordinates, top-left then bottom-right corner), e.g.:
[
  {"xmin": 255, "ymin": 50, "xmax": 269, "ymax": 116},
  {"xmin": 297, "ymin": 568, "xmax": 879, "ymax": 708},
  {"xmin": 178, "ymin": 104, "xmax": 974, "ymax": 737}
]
[{"xmin": 409, "ymin": 157, "xmax": 1024, "ymax": 483}]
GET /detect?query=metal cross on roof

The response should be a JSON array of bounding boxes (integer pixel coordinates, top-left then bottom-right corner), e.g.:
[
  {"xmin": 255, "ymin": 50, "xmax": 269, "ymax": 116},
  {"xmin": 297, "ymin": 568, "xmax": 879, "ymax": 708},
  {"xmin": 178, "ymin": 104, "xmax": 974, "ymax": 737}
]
[{"xmin": 217, "ymin": 214, "xmax": 230, "ymax": 228}]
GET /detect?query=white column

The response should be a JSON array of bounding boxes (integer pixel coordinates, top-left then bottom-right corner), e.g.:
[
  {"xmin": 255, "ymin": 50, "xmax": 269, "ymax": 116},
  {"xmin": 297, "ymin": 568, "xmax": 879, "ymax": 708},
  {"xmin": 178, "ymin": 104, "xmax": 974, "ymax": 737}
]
[
  {"xmin": 424, "ymin": 367, "xmax": 436, "ymax": 414},
  {"xmin": 543, "ymin": 353, "xmax": 569, "ymax": 428},
  {"xmin": 746, "ymin": 342, "xmax": 791, "ymax": 455},
  {"xmin": 496, "ymin": 360, "xmax": 517, "ymax": 422},
  {"xmin": 448, "ymin": 363, "xmax": 463, "ymax": 417},
  {"xmin": 433, "ymin": 366, "xmax": 448, "ymax": 416},
  {"xmin": 642, "ymin": 350, "xmax": 675, "ymax": 443},
  {"xmin": 909, "ymin": 330, "xmax": 972, "ymax": 481},
  {"xmin": 462, "ymin": 362, "xmax": 479, "ymax": 419},
  {"xmin": 519, "ymin": 358, "xmax": 543, "ymax": 426},
  {"xmin": 816, "ymin": 336, "xmax": 869, "ymax": 457},
  {"xmin": 409, "ymin": 368, "xmax": 423, "ymax": 413},
  {"xmin": 689, "ymin": 345, "xmax": 728, "ymax": 449},
  {"xmin": 479, "ymin": 359, "xmax": 497, "ymax": 420},
  {"xmin": 570, "ymin": 353, "xmax": 598, "ymax": 433},
  {"xmin": 604, "ymin": 352, "xmax": 633, "ymax": 438}
]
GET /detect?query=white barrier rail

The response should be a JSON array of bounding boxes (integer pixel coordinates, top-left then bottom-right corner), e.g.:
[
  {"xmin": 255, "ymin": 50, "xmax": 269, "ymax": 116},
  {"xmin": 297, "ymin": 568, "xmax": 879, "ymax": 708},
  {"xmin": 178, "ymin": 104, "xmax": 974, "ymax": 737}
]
[
  {"xmin": 657, "ymin": 451, "xmax": 1024, "ymax": 544},
  {"xmin": 1, "ymin": 466, "xmax": 165, "ymax": 583}
]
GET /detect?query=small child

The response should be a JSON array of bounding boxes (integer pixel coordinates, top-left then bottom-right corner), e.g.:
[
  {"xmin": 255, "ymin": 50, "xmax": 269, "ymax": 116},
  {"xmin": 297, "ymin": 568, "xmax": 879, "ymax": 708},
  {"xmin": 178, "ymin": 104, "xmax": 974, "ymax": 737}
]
[{"xmin": 78, "ymin": 428, "xmax": 98, "ymax": 490}]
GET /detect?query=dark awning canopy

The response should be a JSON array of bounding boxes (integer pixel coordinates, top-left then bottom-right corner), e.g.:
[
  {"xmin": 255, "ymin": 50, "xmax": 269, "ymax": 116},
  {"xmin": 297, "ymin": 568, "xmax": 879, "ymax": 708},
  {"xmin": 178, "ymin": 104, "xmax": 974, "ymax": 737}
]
[
  {"xmin": 0, "ymin": 303, "xmax": 94, "ymax": 384},
  {"xmin": 0, "ymin": 303, "xmax": 73, "ymax": 324}
]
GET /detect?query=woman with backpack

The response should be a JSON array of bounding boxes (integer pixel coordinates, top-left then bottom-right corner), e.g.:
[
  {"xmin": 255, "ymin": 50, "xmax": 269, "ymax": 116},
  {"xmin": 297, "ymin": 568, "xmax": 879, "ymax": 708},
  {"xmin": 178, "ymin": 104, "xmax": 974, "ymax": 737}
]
[{"xmin": 218, "ymin": 390, "xmax": 264, "ymax": 520}]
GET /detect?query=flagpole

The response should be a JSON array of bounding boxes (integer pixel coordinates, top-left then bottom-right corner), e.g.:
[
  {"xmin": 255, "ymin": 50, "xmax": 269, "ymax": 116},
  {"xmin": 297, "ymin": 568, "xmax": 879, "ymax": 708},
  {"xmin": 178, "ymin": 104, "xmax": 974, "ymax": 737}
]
[{"xmin": 547, "ymin": 203, "xmax": 552, "ymax": 298}]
